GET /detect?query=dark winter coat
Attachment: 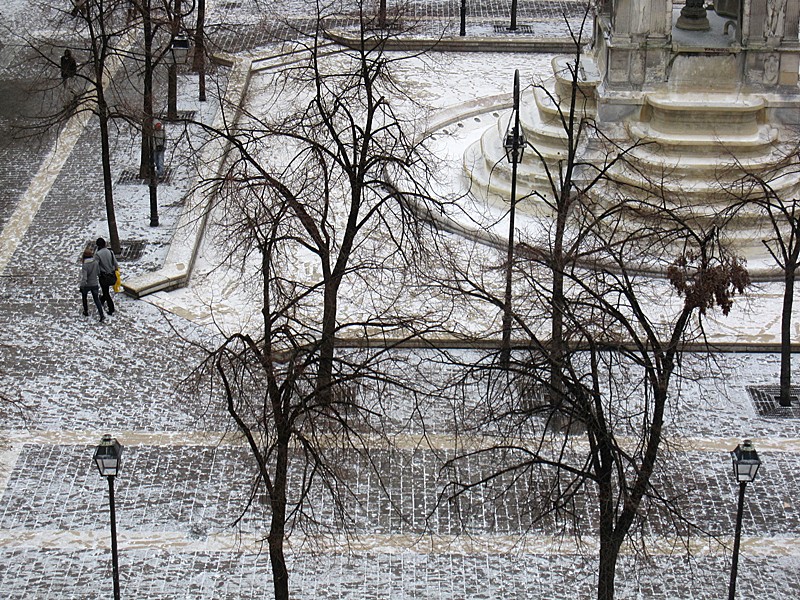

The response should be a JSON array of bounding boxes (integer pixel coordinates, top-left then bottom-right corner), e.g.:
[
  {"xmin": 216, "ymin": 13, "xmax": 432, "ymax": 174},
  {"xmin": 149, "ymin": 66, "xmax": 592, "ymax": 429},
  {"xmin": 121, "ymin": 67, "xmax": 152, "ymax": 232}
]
[{"xmin": 60, "ymin": 52, "xmax": 77, "ymax": 80}]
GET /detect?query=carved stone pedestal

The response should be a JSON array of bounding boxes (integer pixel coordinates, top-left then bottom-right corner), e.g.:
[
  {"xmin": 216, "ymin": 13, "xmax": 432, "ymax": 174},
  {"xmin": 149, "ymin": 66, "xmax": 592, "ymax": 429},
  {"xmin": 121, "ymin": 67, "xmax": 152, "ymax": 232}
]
[{"xmin": 676, "ymin": 0, "xmax": 710, "ymax": 30}]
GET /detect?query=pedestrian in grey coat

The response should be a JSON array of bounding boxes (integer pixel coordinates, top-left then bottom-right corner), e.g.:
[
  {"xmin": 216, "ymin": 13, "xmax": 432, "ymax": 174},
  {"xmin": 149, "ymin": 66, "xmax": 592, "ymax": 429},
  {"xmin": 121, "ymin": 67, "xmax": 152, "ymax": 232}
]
[
  {"xmin": 79, "ymin": 249, "xmax": 105, "ymax": 322},
  {"xmin": 152, "ymin": 121, "xmax": 166, "ymax": 177}
]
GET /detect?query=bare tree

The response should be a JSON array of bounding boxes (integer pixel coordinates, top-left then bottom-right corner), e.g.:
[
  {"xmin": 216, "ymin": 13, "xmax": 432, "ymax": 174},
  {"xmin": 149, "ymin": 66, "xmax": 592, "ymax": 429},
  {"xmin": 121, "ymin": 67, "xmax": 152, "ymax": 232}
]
[
  {"xmin": 437, "ymin": 13, "xmax": 751, "ymax": 600},
  {"xmin": 188, "ymin": 8, "xmax": 441, "ymax": 599},
  {"xmin": 443, "ymin": 209, "xmax": 750, "ymax": 600}
]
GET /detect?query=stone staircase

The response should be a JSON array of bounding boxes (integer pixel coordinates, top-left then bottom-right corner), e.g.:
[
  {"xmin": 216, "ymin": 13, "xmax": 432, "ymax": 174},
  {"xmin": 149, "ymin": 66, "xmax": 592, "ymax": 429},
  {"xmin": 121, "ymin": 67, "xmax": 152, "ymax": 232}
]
[{"xmin": 462, "ymin": 53, "xmax": 800, "ymax": 266}]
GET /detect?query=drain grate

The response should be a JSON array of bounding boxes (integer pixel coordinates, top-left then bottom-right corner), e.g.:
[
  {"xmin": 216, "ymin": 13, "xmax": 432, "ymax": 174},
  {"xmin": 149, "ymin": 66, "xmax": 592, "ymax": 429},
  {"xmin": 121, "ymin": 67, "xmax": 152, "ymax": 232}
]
[
  {"xmin": 157, "ymin": 110, "xmax": 196, "ymax": 121},
  {"xmin": 117, "ymin": 167, "xmax": 172, "ymax": 185},
  {"xmin": 82, "ymin": 239, "xmax": 146, "ymax": 262},
  {"xmin": 747, "ymin": 385, "xmax": 800, "ymax": 418},
  {"xmin": 494, "ymin": 24, "xmax": 534, "ymax": 34}
]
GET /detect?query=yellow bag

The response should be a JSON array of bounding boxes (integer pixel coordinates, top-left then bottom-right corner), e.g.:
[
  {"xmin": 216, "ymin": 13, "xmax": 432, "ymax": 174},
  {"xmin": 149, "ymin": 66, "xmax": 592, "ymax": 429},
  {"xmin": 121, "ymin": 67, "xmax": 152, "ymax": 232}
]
[{"xmin": 113, "ymin": 268, "xmax": 122, "ymax": 293}]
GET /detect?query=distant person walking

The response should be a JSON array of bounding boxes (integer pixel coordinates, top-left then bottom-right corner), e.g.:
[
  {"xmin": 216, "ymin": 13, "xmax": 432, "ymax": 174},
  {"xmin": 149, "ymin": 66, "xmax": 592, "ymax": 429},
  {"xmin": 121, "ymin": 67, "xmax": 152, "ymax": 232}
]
[
  {"xmin": 152, "ymin": 121, "xmax": 166, "ymax": 177},
  {"xmin": 95, "ymin": 237, "xmax": 119, "ymax": 316},
  {"xmin": 79, "ymin": 249, "xmax": 105, "ymax": 322},
  {"xmin": 60, "ymin": 49, "xmax": 77, "ymax": 87}
]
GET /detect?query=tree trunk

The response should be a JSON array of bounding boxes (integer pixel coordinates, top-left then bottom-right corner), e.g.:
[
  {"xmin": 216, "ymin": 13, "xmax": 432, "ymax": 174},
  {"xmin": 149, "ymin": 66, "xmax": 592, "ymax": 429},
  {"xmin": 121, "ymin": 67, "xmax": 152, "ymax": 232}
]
[
  {"xmin": 378, "ymin": 0, "xmax": 387, "ymax": 28},
  {"xmin": 92, "ymin": 27, "xmax": 121, "ymax": 255},
  {"xmin": 139, "ymin": 0, "xmax": 155, "ymax": 179},
  {"xmin": 316, "ymin": 277, "xmax": 340, "ymax": 404},
  {"xmin": 779, "ymin": 265, "xmax": 795, "ymax": 406},
  {"xmin": 597, "ymin": 538, "xmax": 619, "ymax": 600},
  {"xmin": 596, "ymin": 436, "xmax": 618, "ymax": 600},
  {"xmin": 193, "ymin": 0, "xmax": 206, "ymax": 101},
  {"xmin": 549, "ymin": 53, "xmax": 581, "ymax": 421},
  {"xmin": 167, "ymin": 0, "xmax": 181, "ymax": 119},
  {"xmin": 167, "ymin": 62, "xmax": 178, "ymax": 120},
  {"xmin": 97, "ymin": 80, "xmax": 121, "ymax": 254},
  {"xmin": 550, "ymin": 198, "xmax": 567, "ymax": 415},
  {"xmin": 269, "ymin": 439, "xmax": 290, "ymax": 600}
]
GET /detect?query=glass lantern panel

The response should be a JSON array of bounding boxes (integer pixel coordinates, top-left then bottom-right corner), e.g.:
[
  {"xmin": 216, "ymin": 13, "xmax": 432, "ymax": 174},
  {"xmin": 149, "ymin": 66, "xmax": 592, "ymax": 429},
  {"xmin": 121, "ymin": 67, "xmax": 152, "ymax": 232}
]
[{"xmin": 735, "ymin": 461, "xmax": 760, "ymax": 482}]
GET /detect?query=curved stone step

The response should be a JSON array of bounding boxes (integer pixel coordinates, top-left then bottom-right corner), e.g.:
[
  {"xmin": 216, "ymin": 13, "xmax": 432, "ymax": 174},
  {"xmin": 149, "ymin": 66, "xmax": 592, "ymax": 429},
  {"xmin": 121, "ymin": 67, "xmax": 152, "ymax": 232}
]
[
  {"xmin": 628, "ymin": 120, "xmax": 778, "ymax": 152},
  {"xmin": 616, "ymin": 137, "xmax": 787, "ymax": 177},
  {"xmin": 644, "ymin": 93, "xmax": 764, "ymax": 132},
  {"xmin": 474, "ymin": 116, "xmax": 567, "ymax": 184},
  {"xmin": 629, "ymin": 92, "xmax": 776, "ymax": 153}
]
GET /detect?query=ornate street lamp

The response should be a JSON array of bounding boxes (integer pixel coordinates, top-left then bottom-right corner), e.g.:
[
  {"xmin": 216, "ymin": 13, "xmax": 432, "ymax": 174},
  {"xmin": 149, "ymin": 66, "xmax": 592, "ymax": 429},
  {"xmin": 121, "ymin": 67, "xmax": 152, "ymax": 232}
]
[
  {"xmin": 94, "ymin": 434, "xmax": 123, "ymax": 600},
  {"xmin": 500, "ymin": 69, "xmax": 525, "ymax": 366},
  {"xmin": 167, "ymin": 34, "xmax": 190, "ymax": 120},
  {"xmin": 728, "ymin": 439, "xmax": 761, "ymax": 600}
]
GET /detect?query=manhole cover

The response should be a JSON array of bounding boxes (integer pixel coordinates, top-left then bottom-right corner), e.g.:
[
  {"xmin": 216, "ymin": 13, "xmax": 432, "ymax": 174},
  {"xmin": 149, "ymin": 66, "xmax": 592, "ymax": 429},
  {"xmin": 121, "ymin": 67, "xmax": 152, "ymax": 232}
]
[
  {"xmin": 494, "ymin": 24, "xmax": 534, "ymax": 34},
  {"xmin": 747, "ymin": 386, "xmax": 800, "ymax": 418},
  {"xmin": 82, "ymin": 240, "xmax": 146, "ymax": 262}
]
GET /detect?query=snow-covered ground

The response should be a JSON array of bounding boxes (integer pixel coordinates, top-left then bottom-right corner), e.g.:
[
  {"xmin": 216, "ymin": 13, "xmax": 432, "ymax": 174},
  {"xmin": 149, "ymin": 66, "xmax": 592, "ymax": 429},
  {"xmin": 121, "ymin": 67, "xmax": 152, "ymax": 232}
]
[
  {"xmin": 0, "ymin": 1, "xmax": 799, "ymax": 598},
  {"xmin": 149, "ymin": 49, "xmax": 800, "ymax": 349}
]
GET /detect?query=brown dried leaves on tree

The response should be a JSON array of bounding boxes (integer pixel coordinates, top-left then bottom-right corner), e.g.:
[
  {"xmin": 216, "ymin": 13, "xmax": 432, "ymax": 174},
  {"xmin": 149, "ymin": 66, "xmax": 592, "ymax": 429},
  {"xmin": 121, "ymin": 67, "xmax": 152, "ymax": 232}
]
[{"xmin": 667, "ymin": 251, "xmax": 750, "ymax": 316}]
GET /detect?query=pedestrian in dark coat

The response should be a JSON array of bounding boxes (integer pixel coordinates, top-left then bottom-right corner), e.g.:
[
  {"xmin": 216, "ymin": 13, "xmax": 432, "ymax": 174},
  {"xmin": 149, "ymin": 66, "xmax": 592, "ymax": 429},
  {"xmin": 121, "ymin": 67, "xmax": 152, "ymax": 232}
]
[
  {"xmin": 95, "ymin": 237, "xmax": 119, "ymax": 316},
  {"xmin": 60, "ymin": 49, "xmax": 77, "ymax": 86}
]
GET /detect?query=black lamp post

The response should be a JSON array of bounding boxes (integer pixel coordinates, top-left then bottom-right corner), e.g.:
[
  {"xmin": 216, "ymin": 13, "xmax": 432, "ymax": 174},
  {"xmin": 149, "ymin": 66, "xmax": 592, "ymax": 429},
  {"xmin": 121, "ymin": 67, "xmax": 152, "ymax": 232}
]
[
  {"xmin": 728, "ymin": 439, "xmax": 761, "ymax": 600},
  {"xmin": 500, "ymin": 69, "xmax": 525, "ymax": 366},
  {"xmin": 167, "ymin": 34, "xmax": 190, "ymax": 120},
  {"xmin": 94, "ymin": 434, "xmax": 123, "ymax": 600},
  {"xmin": 509, "ymin": 0, "xmax": 518, "ymax": 31}
]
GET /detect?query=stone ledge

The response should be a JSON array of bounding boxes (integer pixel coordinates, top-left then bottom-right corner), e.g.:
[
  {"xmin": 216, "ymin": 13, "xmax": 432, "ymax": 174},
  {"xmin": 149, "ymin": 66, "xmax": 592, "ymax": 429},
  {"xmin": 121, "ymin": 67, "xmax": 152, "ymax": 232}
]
[
  {"xmin": 323, "ymin": 27, "xmax": 582, "ymax": 53},
  {"xmin": 122, "ymin": 55, "xmax": 255, "ymax": 299}
]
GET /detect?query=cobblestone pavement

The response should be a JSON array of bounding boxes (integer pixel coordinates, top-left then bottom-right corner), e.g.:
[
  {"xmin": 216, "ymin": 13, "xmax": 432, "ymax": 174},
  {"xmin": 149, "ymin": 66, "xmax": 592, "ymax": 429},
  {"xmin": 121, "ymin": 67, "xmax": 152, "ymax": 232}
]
[
  {"xmin": 208, "ymin": 0, "xmax": 590, "ymax": 52},
  {"xmin": 1, "ymin": 1, "xmax": 800, "ymax": 599}
]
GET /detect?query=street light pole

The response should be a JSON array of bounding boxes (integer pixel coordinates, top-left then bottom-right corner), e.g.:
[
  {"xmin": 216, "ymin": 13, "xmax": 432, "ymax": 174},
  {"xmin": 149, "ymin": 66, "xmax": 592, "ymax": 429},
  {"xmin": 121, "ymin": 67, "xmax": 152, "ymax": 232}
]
[
  {"xmin": 107, "ymin": 473, "xmax": 121, "ymax": 600},
  {"xmin": 149, "ymin": 168, "xmax": 159, "ymax": 227},
  {"xmin": 728, "ymin": 480, "xmax": 747, "ymax": 600},
  {"xmin": 728, "ymin": 439, "xmax": 761, "ymax": 600},
  {"xmin": 94, "ymin": 435, "xmax": 123, "ymax": 600},
  {"xmin": 168, "ymin": 33, "xmax": 190, "ymax": 121},
  {"xmin": 167, "ymin": 0, "xmax": 183, "ymax": 121},
  {"xmin": 501, "ymin": 69, "xmax": 525, "ymax": 366}
]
